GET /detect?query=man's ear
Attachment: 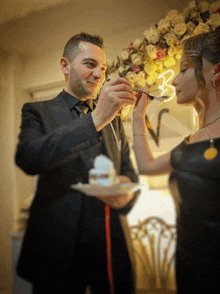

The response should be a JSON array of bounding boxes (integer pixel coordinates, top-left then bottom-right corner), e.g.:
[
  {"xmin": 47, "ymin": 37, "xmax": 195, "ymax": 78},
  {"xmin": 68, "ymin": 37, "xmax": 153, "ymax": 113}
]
[
  {"xmin": 60, "ymin": 57, "xmax": 70, "ymax": 75},
  {"xmin": 212, "ymin": 63, "xmax": 220, "ymax": 87}
]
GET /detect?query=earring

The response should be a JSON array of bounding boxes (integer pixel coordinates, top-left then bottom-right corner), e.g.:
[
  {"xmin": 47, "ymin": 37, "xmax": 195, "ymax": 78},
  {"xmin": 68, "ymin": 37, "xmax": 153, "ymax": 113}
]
[{"xmin": 212, "ymin": 74, "xmax": 220, "ymax": 87}]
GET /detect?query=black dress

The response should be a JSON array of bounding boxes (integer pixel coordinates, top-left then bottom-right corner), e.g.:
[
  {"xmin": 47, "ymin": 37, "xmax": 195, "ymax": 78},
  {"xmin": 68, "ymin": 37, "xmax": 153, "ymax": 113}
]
[{"xmin": 169, "ymin": 137, "xmax": 220, "ymax": 294}]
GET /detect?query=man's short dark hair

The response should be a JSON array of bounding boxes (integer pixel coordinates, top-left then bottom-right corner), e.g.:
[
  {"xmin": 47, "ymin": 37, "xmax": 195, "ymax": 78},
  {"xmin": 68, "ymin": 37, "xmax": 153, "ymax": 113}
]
[{"xmin": 63, "ymin": 32, "xmax": 104, "ymax": 61}]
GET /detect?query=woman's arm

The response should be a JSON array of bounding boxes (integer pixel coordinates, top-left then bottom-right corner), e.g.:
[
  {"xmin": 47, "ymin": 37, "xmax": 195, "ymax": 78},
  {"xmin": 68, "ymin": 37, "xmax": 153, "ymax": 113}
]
[{"xmin": 133, "ymin": 90, "xmax": 173, "ymax": 175}]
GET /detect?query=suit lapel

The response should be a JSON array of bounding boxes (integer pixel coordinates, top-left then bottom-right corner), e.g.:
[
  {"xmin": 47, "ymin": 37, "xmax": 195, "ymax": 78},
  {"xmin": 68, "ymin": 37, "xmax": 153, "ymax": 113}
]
[
  {"xmin": 101, "ymin": 123, "xmax": 121, "ymax": 174},
  {"xmin": 47, "ymin": 94, "xmax": 77, "ymax": 129},
  {"xmin": 46, "ymin": 93, "xmax": 121, "ymax": 173}
]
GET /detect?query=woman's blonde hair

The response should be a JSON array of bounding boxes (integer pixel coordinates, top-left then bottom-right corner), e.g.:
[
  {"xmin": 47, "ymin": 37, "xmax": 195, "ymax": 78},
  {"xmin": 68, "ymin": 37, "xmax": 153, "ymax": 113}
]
[{"xmin": 182, "ymin": 26, "xmax": 220, "ymax": 115}]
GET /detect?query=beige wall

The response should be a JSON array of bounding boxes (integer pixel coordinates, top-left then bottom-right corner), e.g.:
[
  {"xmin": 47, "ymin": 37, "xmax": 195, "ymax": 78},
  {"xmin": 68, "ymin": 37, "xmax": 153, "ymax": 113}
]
[{"xmin": 0, "ymin": 50, "xmax": 34, "ymax": 293}]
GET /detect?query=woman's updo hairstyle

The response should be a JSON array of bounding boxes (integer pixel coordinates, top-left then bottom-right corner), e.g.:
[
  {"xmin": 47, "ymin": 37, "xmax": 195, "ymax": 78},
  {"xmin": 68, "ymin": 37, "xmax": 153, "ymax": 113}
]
[
  {"xmin": 182, "ymin": 26, "xmax": 220, "ymax": 90},
  {"xmin": 182, "ymin": 26, "xmax": 220, "ymax": 115}
]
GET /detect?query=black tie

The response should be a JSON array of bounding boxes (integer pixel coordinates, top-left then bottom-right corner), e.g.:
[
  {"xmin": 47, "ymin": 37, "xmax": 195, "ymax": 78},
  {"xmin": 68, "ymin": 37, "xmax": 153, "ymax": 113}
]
[{"xmin": 75, "ymin": 102, "xmax": 90, "ymax": 117}]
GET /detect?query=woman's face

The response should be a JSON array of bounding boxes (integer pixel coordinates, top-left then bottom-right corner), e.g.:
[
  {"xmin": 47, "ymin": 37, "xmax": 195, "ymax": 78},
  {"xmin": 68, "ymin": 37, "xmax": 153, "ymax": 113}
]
[
  {"xmin": 172, "ymin": 54, "xmax": 200, "ymax": 105},
  {"xmin": 172, "ymin": 54, "xmax": 214, "ymax": 106}
]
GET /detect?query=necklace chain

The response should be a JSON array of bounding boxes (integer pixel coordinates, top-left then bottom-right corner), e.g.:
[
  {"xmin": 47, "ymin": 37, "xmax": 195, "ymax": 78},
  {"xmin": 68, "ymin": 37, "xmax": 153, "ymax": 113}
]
[{"xmin": 189, "ymin": 113, "xmax": 220, "ymax": 143}]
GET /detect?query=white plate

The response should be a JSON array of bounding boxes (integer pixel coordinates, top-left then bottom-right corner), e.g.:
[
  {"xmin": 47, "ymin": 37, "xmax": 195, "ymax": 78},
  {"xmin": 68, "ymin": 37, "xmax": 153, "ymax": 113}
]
[{"xmin": 71, "ymin": 183, "xmax": 140, "ymax": 196}]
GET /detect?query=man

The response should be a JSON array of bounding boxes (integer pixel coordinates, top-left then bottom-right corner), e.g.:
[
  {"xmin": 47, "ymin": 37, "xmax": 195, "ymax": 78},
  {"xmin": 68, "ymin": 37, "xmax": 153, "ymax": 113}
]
[{"xmin": 15, "ymin": 33, "xmax": 139, "ymax": 294}]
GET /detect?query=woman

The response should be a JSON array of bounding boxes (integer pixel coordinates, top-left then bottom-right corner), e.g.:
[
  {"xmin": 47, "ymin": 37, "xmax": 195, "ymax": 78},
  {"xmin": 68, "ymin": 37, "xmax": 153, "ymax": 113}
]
[{"xmin": 133, "ymin": 26, "xmax": 220, "ymax": 293}]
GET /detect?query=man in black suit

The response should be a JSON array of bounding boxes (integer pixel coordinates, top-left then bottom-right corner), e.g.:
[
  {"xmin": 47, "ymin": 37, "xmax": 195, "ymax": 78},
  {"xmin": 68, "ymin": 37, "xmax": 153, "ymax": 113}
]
[{"xmin": 15, "ymin": 33, "xmax": 139, "ymax": 294}]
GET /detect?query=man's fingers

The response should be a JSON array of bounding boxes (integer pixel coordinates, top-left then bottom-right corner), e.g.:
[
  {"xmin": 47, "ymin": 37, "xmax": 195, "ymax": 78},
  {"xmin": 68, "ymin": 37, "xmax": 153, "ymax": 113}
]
[
  {"xmin": 110, "ymin": 83, "xmax": 134, "ymax": 94},
  {"xmin": 107, "ymin": 77, "xmax": 132, "ymax": 88}
]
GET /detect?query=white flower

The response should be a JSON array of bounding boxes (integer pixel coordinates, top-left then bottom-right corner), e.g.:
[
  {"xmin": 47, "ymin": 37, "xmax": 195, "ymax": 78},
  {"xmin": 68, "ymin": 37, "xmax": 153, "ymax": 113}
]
[
  {"xmin": 133, "ymin": 38, "xmax": 143, "ymax": 50},
  {"xmin": 173, "ymin": 14, "xmax": 185, "ymax": 25},
  {"xmin": 121, "ymin": 50, "xmax": 130, "ymax": 60},
  {"xmin": 145, "ymin": 44, "xmax": 157, "ymax": 59},
  {"xmin": 174, "ymin": 23, "xmax": 187, "ymax": 36},
  {"xmin": 157, "ymin": 19, "xmax": 170, "ymax": 34},
  {"xmin": 190, "ymin": 9, "xmax": 199, "ymax": 19},
  {"xmin": 194, "ymin": 22, "xmax": 210, "ymax": 35},
  {"xmin": 209, "ymin": 0, "xmax": 220, "ymax": 14},
  {"xmin": 164, "ymin": 56, "xmax": 176, "ymax": 68},
  {"xmin": 198, "ymin": 1, "xmax": 210, "ymax": 14},
  {"xmin": 164, "ymin": 32, "xmax": 178, "ymax": 46},
  {"xmin": 186, "ymin": 21, "xmax": 196, "ymax": 34},
  {"xmin": 182, "ymin": 7, "xmax": 190, "ymax": 18},
  {"xmin": 208, "ymin": 13, "xmax": 220, "ymax": 30},
  {"xmin": 165, "ymin": 10, "xmax": 179, "ymax": 24},
  {"xmin": 118, "ymin": 65, "xmax": 130, "ymax": 74},
  {"xmin": 126, "ymin": 71, "xmax": 137, "ymax": 83},
  {"xmin": 144, "ymin": 27, "xmax": 160, "ymax": 44},
  {"xmin": 137, "ymin": 71, "xmax": 146, "ymax": 80},
  {"xmin": 131, "ymin": 53, "xmax": 142, "ymax": 65},
  {"xmin": 106, "ymin": 59, "xmax": 114, "ymax": 69},
  {"xmin": 188, "ymin": 0, "xmax": 197, "ymax": 10},
  {"xmin": 146, "ymin": 73, "xmax": 158, "ymax": 85}
]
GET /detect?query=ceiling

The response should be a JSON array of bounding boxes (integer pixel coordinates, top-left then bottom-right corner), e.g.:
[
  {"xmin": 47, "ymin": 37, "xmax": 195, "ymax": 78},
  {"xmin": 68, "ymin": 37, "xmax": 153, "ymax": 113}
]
[{"xmin": 0, "ymin": 0, "xmax": 192, "ymax": 57}]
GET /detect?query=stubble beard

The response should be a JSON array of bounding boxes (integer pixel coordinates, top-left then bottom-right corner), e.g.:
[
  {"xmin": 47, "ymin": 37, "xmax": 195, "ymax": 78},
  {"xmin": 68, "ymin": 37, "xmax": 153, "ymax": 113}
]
[{"xmin": 69, "ymin": 67, "xmax": 99, "ymax": 100}]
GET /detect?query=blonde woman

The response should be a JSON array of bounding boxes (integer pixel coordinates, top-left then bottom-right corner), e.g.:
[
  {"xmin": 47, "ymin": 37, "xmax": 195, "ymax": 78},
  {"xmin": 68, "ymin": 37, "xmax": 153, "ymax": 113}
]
[{"xmin": 133, "ymin": 26, "xmax": 220, "ymax": 293}]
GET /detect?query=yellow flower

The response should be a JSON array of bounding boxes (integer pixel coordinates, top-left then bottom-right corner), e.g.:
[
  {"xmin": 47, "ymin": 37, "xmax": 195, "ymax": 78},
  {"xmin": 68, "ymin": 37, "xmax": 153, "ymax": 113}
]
[
  {"xmin": 164, "ymin": 56, "xmax": 176, "ymax": 67},
  {"xmin": 146, "ymin": 72, "xmax": 158, "ymax": 85},
  {"xmin": 155, "ymin": 60, "xmax": 163, "ymax": 73}
]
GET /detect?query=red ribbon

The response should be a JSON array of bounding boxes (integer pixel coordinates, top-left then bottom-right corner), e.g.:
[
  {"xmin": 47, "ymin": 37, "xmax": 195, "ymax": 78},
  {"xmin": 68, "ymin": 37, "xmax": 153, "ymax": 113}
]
[{"xmin": 105, "ymin": 204, "xmax": 114, "ymax": 294}]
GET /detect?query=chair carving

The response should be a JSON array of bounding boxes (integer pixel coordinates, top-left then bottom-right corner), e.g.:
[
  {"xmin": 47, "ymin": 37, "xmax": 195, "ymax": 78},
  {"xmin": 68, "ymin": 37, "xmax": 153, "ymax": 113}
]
[{"xmin": 130, "ymin": 216, "xmax": 177, "ymax": 293}]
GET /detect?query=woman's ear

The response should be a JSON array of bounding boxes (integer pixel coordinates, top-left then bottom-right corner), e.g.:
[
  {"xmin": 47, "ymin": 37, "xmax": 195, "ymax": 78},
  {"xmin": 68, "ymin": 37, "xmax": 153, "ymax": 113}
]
[
  {"xmin": 212, "ymin": 63, "xmax": 220, "ymax": 87},
  {"xmin": 60, "ymin": 57, "xmax": 70, "ymax": 75}
]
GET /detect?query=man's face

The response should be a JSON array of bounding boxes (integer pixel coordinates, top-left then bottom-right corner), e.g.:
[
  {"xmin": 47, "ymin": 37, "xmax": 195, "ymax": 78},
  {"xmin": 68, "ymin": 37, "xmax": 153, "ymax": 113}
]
[{"xmin": 67, "ymin": 41, "xmax": 107, "ymax": 100}]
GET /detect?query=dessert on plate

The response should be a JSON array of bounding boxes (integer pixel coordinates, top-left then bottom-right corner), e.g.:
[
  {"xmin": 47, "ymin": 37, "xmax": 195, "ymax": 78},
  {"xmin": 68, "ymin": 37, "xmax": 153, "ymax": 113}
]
[{"xmin": 89, "ymin": 155, "xmax": 119, "ymax": 186}]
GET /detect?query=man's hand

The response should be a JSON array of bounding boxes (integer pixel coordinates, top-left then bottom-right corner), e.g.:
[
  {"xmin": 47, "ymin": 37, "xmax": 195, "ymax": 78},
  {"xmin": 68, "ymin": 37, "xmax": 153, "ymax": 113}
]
[
  {"xmin": 91, "ymin": 77, "xmax": 136, "ymax": 132},
  {"xmin": 95, "ymin": 175, "xmax": 134, "ymax": 209}
]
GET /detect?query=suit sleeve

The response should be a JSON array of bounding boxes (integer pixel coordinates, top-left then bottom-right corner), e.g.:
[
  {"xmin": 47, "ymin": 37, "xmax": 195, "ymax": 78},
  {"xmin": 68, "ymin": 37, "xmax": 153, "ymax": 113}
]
[{"xmin": 15, "ymin": 102, "xmax": 102, "ymax": 176}]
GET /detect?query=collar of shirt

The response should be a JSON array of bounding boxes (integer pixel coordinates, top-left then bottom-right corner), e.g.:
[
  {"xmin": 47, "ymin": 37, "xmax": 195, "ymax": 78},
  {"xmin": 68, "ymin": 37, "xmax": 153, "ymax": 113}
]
[{"xmin": 62, "ymin": 90, "xmax": 94, "ymax": 112}]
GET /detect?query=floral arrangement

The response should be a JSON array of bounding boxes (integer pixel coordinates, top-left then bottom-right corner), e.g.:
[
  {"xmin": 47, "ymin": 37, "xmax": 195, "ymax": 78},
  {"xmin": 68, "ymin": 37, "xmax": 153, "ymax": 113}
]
[{"xmin": 107, "ymin": 0, "xmax": 220, "ymax": 91}]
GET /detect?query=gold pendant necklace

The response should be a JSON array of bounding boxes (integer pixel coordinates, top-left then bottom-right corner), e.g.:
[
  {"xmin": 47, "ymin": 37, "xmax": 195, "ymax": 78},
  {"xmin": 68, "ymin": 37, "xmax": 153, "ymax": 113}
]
[{"xmin": 203, "ymin": 139, "xmax": 218, "ymax": 161}]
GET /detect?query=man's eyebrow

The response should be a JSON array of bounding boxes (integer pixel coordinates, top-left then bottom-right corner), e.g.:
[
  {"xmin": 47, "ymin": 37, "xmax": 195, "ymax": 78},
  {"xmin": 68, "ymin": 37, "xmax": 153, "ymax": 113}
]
[{"xmin": 83, "ymin": 58, "xmax": 107, "ymax": 68}]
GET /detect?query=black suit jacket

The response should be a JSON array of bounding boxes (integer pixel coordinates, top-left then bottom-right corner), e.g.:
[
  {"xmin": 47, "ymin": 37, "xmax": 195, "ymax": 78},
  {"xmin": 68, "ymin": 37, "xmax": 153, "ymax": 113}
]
[{"xmin": 15, "ymin": 91, "xmax": 139, "ymax": 283}]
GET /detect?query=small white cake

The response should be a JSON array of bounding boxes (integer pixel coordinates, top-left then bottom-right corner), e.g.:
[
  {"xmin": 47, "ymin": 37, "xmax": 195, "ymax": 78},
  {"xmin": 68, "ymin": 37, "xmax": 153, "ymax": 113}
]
[{"xmin": 89, "ymin": 155, "xmax": 119, "ymax": 186}]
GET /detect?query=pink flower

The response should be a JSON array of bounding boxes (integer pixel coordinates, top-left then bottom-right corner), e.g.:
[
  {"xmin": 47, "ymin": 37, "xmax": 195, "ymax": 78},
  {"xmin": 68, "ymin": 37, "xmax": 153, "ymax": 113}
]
[
  {"xmin": 156, "ymin": 49, "xmax": 165, "ymax": 60},
  {"xmin": 132, "ymin": 65, "xmax": 141, "ymax": 74},
  {"xmin": 126, "ymin": 42, "xmax": 133, "ymax": 50}
]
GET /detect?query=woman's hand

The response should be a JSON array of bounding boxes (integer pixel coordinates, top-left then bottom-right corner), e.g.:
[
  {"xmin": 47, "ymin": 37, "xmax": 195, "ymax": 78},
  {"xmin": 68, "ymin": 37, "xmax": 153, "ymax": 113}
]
[{"xmin": 133, "ymin": 87, "xmax": 152, "ymax": 119}]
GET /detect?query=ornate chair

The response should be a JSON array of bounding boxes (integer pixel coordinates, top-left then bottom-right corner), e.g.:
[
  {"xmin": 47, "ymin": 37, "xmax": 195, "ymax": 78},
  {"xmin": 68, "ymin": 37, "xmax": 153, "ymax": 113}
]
[{"xmin": 130, "ymin": 216, "xmax": 177, "ymax": 294}]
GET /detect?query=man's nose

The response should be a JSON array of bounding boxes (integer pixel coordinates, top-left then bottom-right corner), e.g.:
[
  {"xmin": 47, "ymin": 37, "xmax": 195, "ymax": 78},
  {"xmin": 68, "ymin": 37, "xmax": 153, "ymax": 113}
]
[{"xmin": 92, "ymin": 67, "xmax": 102, "ymax": 79}]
